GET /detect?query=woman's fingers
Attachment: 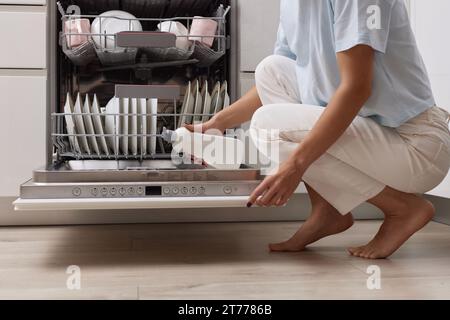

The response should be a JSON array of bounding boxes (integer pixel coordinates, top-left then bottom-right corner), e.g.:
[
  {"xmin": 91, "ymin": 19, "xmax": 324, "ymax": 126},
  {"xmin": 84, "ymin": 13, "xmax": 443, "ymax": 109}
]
[
  {"xmin": 248, "ymin": 177, "xmax": 274, "ymax": 206},
  {"xmin": 183, "ymin": 123, "xmax": 203, "ymax": 133},
  {"xmin": 258, "ymin": 183, "xmax": 282, "ymax": 206},
  {"xmin": 277, "ymin": 193, "xmax": 290, "ymax": 207}
]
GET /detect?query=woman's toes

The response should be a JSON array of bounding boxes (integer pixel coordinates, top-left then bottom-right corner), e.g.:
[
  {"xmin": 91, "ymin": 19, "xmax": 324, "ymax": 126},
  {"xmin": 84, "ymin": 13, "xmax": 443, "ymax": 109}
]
[
  {"xmin": 269, "ymin": 240, "xmax": 303, "ymax": 252},
  {"xmin": 348, "ymin": 246, "xmax": 365, "ymax": 256},
  {"xmin": 269, "ymin": 241, "xmax": 289, "ymax": 252}
]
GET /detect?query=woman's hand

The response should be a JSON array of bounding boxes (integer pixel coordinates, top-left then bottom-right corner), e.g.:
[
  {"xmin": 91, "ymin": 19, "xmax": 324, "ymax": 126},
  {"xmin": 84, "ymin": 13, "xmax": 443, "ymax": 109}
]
[
  {"xmin": 183, "ymin": 116, "xmax": 226, "ymax": 135},
  {"xmin": 185, "ymin": 86, "xmax": 263, "ymax": 134},
  {"xmin": 248, "ymin": 156, "xmax": 306, "ymax": 207}
]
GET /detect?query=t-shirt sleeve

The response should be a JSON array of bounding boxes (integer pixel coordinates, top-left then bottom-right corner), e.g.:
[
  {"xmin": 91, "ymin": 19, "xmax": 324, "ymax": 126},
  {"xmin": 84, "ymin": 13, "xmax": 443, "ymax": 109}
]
[
  {"xmin": 274, "ymin": 23, "xmax": 297, "ymax": 60},
  {"xmin": 331, "ymin": 0, "xmax": 395, "ymax": 53}
]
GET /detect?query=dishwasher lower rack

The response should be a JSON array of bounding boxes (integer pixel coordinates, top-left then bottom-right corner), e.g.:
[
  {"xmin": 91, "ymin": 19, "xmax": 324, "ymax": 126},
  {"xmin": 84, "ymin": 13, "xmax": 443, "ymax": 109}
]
[{"xmin": 54, "ymin": 84, "xmax": 227, "ymax": 161}]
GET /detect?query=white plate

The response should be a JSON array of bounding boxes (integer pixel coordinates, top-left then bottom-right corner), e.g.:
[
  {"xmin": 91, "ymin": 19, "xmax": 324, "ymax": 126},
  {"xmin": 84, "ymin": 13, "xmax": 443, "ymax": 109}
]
[
  {"xmin": 221, "ymin": 80, "xmax": 230, "ymax": 109},
  {"xmin": 192, "ymin": 80, "xmax": 203, "ymax": 124},
  {"xmin": 216, "ymin": 80, "xmax": 230, "ymax": 113},
  {"xmin": 83, "ymin": 94, "xmax": 101, "ymax": 156},
  {"xmin": 121, "ymin": 98, "xmax": 129, "ymax": 155},
  {"xmin": 130, "ymin": 98, "xmax": 138, "ymax": 156},
  {"xmin": 73, "ymin": 93, "xmax": 91, "ymax": 154},
  {"xmin": 210, "ymin": 82, "xmax": 221, "ymax": 116},
  {"xmin": 91, "ymin": 94, "xmax": 110, "ymax": 156},
  {"xmin": 215, "ymin": 81, "xmax": 228, "ymax": 114},
  {"xmin": 91, "ymin": 10, "xmax": 143, "ymax": 50},
  {"xmin": 178, "ymin": 81, "xmax": 194, "ymax": 127},
  {"xmin": 63, "ymin": 93, "xmax": 81, "ymax": 154},
  {"xmin": 201, "ymin": 81, "xmax": 212, "ymax": 122},
  {"xmin": 104, "ymin": 97, "xmax": 120, "ymax": 155},
  {"xmin": 147, "ymin": 98, "xmax": 158, "ymax": 156},
  {"xmin": 138, "ymin": 98, "xmax": 147, "ymax": 155}
]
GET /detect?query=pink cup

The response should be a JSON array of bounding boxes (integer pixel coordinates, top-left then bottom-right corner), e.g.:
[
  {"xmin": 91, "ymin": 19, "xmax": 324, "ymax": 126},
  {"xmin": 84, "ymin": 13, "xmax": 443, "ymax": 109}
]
[
  {"xmin": 65, "ymin": 19, "xmax": 91, "ymax": 49},
  {"xmin": 189, "ymin": 17, "xmax": 218, "ymax": 48}
]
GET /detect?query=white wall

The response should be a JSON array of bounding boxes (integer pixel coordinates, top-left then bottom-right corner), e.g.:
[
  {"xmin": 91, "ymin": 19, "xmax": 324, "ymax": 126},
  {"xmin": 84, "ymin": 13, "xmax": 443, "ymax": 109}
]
[{"xmin": 410, "ymin": 0, "xmax": 450, "ymax": 198}]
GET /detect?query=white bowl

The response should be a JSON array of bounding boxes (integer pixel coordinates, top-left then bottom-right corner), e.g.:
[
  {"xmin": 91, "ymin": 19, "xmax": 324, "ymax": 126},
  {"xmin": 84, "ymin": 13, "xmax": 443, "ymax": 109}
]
[
  {"xmin": 158, "ymin": 21, "xmax": 192, "ymax": 51},
  {"xmin": 91, "ymin": 10, "xmax": 143, "ymax": 50}
]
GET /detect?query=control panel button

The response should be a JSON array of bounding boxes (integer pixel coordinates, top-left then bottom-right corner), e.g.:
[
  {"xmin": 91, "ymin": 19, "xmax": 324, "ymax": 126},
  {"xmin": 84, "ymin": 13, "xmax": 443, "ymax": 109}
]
[
  {"xmin": 163, "ymin": 187, "xmax": 171, "ymax": 195},
  {"xmin": 172, "ymin": 187, "xmax": 179, "ymax": 195},
  {"xmin": 198, "ymin": 186, "xmax": 206, "ymax": 195},
  {"xmin": 119, "ymin": 187, "xmax": 126, "ymax": 196},
  {"xmin": 110, "ymin": 187, "xmax": 117, "ymax": 196},
  {"xmin": 190, "ymin": 187, "xmax": 197, "ymax": 195},
  {"xmin": 181, "ymin": 187, "xmax": 189, "ymax": 195},
  {"xmin": 100, "ymin": 187, "xmax": 108, "ymax": 197},
  {"xmin": 223, "ymin": 186, "xmax": 233, "ymax": 195},
  {"xmin": 90, "ymin": 187, "xmax": 99, "ymax": 197},
  {"xmin": 137, "ymin": 187, "xmax": 144, "ymax": 195},
  {"xmin": 128, "ymin": 187, "xmax": 135, "ymax": 195},
  {"xmin": 72, "ymin": 187, "xmax": 82, "ymax": 197}
]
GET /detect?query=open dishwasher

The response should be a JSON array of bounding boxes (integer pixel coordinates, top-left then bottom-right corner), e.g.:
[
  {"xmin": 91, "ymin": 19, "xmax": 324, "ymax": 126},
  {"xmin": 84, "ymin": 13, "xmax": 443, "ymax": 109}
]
[{"xmin": 14, "ymin": 0, "xmax": 263, "ymax": 211}]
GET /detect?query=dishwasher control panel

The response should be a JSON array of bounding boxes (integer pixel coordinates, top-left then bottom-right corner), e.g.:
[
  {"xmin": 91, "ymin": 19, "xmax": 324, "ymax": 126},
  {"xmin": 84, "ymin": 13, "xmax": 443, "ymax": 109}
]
[{"xmin": 21, "ymin": 182, "xmax": 261, "ymax": 199}]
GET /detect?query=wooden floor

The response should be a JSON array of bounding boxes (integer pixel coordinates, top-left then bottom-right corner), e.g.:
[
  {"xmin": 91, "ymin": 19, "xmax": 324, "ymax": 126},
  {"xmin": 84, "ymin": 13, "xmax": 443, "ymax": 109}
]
[{"xmin": 0, "ymin": 220, "xmax": 450, "ymax": 300}]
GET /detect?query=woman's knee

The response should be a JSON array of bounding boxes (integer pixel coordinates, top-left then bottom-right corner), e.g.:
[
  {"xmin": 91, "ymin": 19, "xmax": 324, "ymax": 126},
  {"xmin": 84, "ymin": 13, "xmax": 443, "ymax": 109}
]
[
  {"xmin": 255, "ymin": 55, "xmax": 288, "ymax": 85},
  {"xmin": 250, "ymin": 104, "xmax": 280, "ymax": 131}
]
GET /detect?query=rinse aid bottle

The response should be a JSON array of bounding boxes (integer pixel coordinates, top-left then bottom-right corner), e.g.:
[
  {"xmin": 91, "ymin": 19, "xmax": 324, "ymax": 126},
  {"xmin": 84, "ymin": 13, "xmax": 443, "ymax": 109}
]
[{"xmin": 161, "ymin": 127, "xmax": 245, "ymax": 170}]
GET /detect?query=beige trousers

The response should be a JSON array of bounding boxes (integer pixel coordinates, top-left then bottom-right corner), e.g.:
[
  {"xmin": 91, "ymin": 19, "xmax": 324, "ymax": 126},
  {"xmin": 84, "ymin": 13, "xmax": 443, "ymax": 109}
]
[{"xmin": 251, "ymin": 55, "xmax": 450, "ymax": 214}]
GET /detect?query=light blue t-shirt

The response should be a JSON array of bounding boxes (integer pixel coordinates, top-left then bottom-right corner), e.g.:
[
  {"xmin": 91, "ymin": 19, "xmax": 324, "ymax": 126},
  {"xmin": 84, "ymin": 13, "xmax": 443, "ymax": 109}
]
[{"xmin": 274, "ymin": 0, "xmax": 435, "ymax": 128}]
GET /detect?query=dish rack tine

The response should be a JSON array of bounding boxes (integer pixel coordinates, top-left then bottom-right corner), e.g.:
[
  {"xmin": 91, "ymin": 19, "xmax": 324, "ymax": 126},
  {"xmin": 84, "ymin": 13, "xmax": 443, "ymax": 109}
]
[{"xmin": 56, "ymin": 1, "xmax": 65, "ymax": 17}]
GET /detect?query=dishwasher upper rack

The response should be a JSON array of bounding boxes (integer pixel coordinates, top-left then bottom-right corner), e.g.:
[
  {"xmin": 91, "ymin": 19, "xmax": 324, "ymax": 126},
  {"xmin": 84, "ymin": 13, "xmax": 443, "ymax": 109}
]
[{"xmin": 58, "ymin": 3, "xmax": 230, "ymax": 67}]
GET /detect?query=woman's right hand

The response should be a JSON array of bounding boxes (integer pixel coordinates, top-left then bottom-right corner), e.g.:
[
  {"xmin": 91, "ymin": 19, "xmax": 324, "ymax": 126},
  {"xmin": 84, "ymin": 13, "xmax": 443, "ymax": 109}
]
[
  {"xmin": 184, "ymin": 86, "xmax": 262, "ymax": 135},
  {"xmin": 183, "ymin": 116, "xmax": 227, "ymax": 135}
]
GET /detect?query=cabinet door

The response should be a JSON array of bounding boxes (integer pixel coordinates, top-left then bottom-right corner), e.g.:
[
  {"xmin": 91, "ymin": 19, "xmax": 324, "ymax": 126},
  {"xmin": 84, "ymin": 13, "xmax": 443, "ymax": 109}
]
[
  {"xmin": 0, "ymin": 70, "xmax": 46, "ymax": 197},
  {"xmin": 0, "ymin": 6, "xmax": 47, "ymax": 69},
  {"xmin": 410, "ymin": 0, "xmax": 450, "ymax": 198},
  {"xmin": 238, "ymin": 0, "xmax": 280, "ymax": 72}
]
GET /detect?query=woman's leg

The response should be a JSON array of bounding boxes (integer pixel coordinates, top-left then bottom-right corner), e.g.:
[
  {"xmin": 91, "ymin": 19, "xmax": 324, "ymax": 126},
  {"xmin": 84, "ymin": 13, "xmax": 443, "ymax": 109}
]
[
  {"xmin": 348, "ymin": 187, "xmax": 435, "ymax": 259},
  {"xmin": 255, "ymin": 56, "xmax": 355, "ymax": 251},
  {"xmin": 255, "ymin": 55, "xmax": 301, "ymax": 105},
  {"xmin": 250, "ymin": 104, "xmax": 447, "ymax": 258},
  {"xmin": 269, "ymin": 183, "xmax": 354, "ymax": 252}
]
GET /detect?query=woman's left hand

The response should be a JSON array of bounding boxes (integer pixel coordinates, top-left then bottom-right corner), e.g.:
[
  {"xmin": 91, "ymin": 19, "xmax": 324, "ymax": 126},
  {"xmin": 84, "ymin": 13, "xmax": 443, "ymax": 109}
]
[{"xmin": 248, "ymin": 157, "xmax": 306, "ymax": 207}]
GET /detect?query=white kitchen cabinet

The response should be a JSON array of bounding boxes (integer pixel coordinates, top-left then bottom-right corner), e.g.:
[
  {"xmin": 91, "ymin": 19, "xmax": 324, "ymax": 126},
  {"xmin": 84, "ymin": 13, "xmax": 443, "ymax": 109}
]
[
  {"xmin": 0, "ymin": 0, "xmax": 45, "ymax": 4},
  {"xmin": 410, "ymin": 0, "xmax": 450, "ymax": 198},
  {"xmin": 0, "ymin": 6, "xmax": 47, "ymax": 69},
  {"xmin": 0, "ymin": 70, "xmax": 46, "ymax": 197},
  {"xmin": 238, "ymin": 0, "xmax": 280, "ymax": 72}
]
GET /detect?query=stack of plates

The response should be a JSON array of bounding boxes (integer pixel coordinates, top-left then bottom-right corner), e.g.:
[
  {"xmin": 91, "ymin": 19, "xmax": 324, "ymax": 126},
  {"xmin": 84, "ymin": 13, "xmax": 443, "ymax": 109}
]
[
  {"xmin": 178, "ymin": 80, "xmax": 230, "ymax": 127},
  {"xmin": 63, "ymin": 93, "xmax": 158, "ymax": 157}
]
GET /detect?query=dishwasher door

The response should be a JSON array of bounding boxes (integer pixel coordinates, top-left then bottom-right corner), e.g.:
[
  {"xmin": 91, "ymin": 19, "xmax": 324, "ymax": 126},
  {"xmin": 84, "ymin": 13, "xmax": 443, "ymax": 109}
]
[
  {"xmin": 13, "ymin": 170, "xmax": 261, "ymax": 211},
  {"xmin": 13, "ymin": 153, "xmax": 263, "ymax": 211},
  {"xmin": 13, "ymin": 195, "xmax": 251, "ymax": 211}
]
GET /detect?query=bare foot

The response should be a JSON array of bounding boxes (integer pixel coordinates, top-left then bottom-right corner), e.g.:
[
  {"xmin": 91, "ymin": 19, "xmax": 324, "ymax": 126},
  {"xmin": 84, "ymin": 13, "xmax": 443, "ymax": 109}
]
[
  {"xmin": 348, "ymin": 195, "xmax": 434, "ymax": 259},
  {"xmin": 269, "ymin": 205, "xmax": 354, "ymax": 252}
]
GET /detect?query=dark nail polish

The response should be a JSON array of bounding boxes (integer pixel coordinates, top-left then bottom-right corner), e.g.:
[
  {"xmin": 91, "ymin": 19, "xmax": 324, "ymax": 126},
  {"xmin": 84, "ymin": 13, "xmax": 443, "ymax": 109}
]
[{"xmin": 247, "ymin": 202, "xmax": 253, "ymax": 208}]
